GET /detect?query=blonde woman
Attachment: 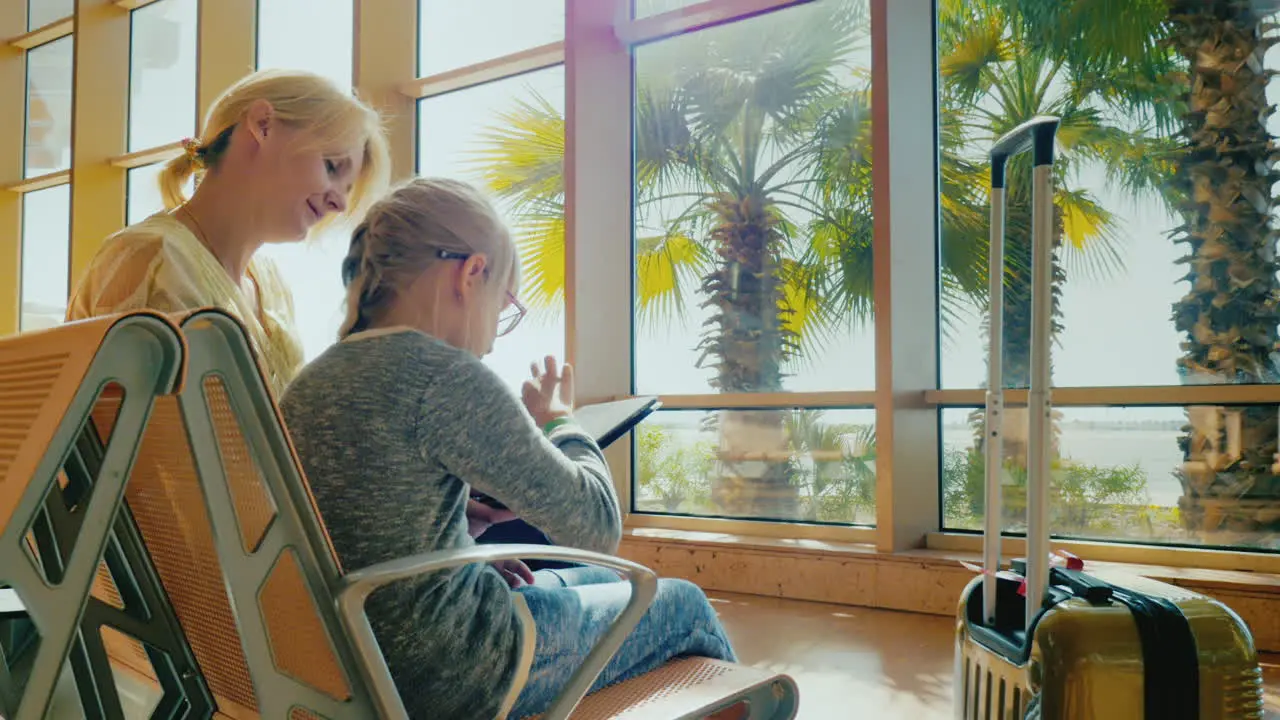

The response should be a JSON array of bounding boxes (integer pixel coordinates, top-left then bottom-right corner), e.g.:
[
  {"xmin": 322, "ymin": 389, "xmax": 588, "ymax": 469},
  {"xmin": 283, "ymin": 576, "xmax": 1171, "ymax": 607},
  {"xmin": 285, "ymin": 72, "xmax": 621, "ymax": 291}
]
[
  {"xmin": 279, "ymin": 178, "xmax": 737, "ymax": 720},
  {"xmin": 67, "ymin": 68, "xmax": 391, "ymax": 397}
]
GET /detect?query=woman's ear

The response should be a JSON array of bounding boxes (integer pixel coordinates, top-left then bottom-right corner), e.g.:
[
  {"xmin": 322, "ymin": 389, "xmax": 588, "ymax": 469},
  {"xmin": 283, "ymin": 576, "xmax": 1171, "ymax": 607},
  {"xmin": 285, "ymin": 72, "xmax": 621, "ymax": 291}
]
[{"xmin": 244, "ymin": 99, "xmax": 275, "ymax": 146}]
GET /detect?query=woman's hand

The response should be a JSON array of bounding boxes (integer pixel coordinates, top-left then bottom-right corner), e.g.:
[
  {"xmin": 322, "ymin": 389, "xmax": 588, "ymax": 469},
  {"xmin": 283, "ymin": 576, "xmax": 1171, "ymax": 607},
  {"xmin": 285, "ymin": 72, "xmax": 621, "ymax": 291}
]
[
  {"xmin": 466, "ymin": 499, "xmax": 517, "ymax": 539},
  {"xmin": 521, "ymin": 355, "xmax": 574, "ymax": 428},
  {"xmin": 490, "ymin": 559, "xmax": 536, "ymax": 588}
]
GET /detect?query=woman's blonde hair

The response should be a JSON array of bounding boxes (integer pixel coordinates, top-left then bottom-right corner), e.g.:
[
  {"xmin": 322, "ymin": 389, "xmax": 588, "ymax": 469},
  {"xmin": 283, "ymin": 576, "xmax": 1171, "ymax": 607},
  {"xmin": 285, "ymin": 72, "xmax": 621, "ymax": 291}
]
[
  {"xmin": 339, "ymin": 177, "xmax": 518, "ymax": 339},
  {"xmin": 159, "ymin": 68, "xmax": 391, "ymax": 223}
]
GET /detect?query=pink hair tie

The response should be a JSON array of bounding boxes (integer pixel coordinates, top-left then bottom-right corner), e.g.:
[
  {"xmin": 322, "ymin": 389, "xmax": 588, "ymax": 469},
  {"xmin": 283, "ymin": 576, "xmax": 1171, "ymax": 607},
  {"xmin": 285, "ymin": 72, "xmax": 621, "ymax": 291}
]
[{"xmin": 180, "ymin": 137, "xmax": 205, "ymax": 167}]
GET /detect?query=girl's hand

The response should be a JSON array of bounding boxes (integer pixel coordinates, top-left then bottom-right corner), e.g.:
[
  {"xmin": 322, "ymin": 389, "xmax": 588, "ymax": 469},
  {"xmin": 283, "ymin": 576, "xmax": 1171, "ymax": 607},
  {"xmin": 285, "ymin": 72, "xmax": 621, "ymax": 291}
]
[
  {"xmin": 466, "ymin": 499, "xmax": 517, "ymax": 539},
  {"xmin": 521, "ymin": 355, "xmax": 574, "ymax": 428},
  {"xmin": 491, "ymin": 559, "xmax": 536, "ymax": 588}
]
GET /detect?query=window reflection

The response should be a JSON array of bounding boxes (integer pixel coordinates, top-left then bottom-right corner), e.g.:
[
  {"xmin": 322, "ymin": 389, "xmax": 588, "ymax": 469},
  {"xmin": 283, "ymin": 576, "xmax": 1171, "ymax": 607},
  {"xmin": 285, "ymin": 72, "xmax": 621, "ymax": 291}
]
[
  {"xmin": 25, "ymin": 36, "xmax": 73, "ymax": 177},
  {"xmin": 129, "ymin": 0, "xmax": 198, "ymax": 151},
  {"xmin": 20, "ymin": 184, "xmax": 71, "ymax": 331}
]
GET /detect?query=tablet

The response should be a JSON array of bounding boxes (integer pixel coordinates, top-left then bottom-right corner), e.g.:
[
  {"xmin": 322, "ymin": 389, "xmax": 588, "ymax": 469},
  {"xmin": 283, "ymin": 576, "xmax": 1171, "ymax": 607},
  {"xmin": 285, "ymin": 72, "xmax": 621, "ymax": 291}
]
[
  {"xmin": 573, "ymin": 395, "xmax": 662, "ymax": 449},
  {"xmin": 473, "ymin": 396, "xmax": 661, "ymax": 509}
]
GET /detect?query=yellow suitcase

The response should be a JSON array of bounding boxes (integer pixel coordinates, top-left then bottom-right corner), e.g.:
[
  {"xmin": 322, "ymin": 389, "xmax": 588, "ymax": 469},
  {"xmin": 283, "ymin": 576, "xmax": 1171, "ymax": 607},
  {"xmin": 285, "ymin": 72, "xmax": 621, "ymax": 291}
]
[{"xmin": 953, "ymin": 116, "xmax": 1266, "ymax": 719}]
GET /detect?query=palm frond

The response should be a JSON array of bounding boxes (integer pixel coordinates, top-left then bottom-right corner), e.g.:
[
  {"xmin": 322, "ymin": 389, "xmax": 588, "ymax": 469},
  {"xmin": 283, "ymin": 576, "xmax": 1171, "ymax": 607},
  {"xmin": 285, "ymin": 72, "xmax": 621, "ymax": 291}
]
[
  {"xmin": 939, "ymin": 273, "xmax": 980, "ymax": 345},
  {"xmin": 1072, "ymin": 125, "xmax": 1183, "ymax": 211},
  {"xmin": 797, "ymin": 204, "xmax": 875, "ymax": 333},
  {"xmin": 508, "ymin": 197, "xmax": 566, "ymax": 314},
  {"xmin": 465, "ymin": 90, "xmax": 565, "ymax": 216},
  {"xmin": 1054, "ymin": 187, "xmax": 1125, "ymax": 282},
  {"xmin": 777, "ymin": 258, "xmax": 843, "ymax": 363},
  {"xmin": 634, "ymin": 81, "xmax": 703, "ymax": 203},
  {"xmin": 635, "ymin": 231, "xmax": 713, "ymax": 328},
  {"xmin": 939, "ymin": 3, "xmax": 1013, "ymax": 104}
]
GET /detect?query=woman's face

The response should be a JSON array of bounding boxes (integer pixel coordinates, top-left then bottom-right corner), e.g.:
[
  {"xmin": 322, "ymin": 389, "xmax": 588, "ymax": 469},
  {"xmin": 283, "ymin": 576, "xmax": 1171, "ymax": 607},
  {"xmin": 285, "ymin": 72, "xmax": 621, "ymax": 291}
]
[{"xmin": 247, "ymin": 116, "xmax": 364, "ymax": 243}]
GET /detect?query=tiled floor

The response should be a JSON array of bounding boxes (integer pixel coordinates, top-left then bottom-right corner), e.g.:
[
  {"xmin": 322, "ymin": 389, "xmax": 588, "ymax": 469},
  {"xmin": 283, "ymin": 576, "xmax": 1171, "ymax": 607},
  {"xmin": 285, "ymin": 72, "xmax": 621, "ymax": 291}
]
[
  {"xmin": 711, "ymin": 591, "xmax": 1280, "ymax": 719},
  {"xmin": 21, "ymin": 590, "xmax": 1280, "ymax": 718}
]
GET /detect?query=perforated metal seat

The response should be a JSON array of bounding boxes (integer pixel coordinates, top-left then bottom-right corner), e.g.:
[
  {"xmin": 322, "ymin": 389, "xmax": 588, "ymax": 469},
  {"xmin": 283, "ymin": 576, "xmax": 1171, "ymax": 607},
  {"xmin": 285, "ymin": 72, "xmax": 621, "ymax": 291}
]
[
  {"xmin": 0, "ymin": 308, "xmax": 799, "ymax": 720},
  {"xmin": 524, "ymin": 658, "xmax": 795, "ymax": 719}
]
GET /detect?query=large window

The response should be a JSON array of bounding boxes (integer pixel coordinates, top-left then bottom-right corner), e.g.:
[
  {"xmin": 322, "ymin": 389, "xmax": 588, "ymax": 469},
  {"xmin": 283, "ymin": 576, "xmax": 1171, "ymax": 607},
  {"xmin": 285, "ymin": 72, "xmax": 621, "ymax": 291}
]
[
  {"xmin": 121, "ymin": 0, "xmax": 198, "ymax": 227},
  {"xmin": 27, "ymin": 0, "xmax": 72, "ymax": 31},
  {"xmin": 414, "ymin": 2, "xmax": 567, "ymax": 391},
  {"xmin": 256, "ymin": 0, "xmax": 353, "ymax": 88},
  {"xmin": 20, "ymin": 185, "xmax": 70, "ymax": 331},
  {"xmin": 631, "ymin": 0, "xmax": 702, "ymax": 19},
  {"xmin": 935, "ymin": 2, "xmax": 1280, "ymax": 550},
  {"xmin": 126, "ymin": 163, "xmax": 192, "ymax": 225},
  {"xmin": 417, "ymin": 0, "xmax": 563, "ymax": 77},
  {"xmin": 255, "ymin": 0, "xmax": 355, "ymax": 361},
  {"xmin": 628, "ymin": 0, "xmax": 876, "ymax": 524},
  {"xmin": 18, "ymin": 28, "xmax": 73, "ymax": 333},
  {"xmin": 417, "ymin": 67, "xmax": 567, "ymax": 391},
  {"xmin": 24, "ymin": 35, "xmax": 72, "ymax": 178},
  {"xmin": 127, "ymin": 0, "xmax": 198, "ymax": 151},
  {"xmin": 12, "ymin": 0, "xmax": 1280, "ymax": 565}
]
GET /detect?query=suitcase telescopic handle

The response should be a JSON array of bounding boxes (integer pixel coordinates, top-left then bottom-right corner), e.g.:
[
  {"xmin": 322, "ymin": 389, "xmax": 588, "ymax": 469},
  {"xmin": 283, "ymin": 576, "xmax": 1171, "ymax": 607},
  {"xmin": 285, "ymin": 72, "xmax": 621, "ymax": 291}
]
[
  {"xmin": 981, "ymin": 114, "xmax": 1061, "ymax": 629},
  {"xmin": 989, "ymin": 115, "xmax": 1060, "ymax": 187}
]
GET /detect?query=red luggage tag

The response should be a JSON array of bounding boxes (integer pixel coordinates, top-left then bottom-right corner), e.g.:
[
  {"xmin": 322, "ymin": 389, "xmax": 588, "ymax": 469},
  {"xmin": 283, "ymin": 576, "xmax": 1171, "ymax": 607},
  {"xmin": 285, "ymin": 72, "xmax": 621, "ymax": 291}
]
[
  {"xmin": 1055, "ymin": 549, "xmax": 1084, "ymax": 570},
  {"xmin": 1017, "ymin": 551, "xmax": 1085, "ymax": 597}
]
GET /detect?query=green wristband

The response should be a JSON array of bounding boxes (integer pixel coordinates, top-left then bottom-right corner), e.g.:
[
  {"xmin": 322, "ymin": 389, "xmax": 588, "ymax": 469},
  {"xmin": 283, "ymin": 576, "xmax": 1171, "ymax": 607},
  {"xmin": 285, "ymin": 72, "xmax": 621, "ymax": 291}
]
[{"xmin": 542, "ymin": 417, "xmax": 574, "ymax": 435}]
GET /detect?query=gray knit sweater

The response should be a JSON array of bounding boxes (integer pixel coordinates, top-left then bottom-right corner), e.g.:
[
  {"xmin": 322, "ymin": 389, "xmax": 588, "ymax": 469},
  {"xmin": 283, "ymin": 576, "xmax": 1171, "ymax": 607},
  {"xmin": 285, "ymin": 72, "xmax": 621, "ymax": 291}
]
[{"xmin": 279, "ymin": 327, "xmax": 621, "ymax": 719}]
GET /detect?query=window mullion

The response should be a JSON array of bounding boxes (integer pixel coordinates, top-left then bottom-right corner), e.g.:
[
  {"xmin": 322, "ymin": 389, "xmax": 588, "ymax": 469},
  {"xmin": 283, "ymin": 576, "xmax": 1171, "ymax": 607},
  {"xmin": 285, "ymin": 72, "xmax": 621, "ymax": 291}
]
[
  {"xmin": 0, "ymin": 3, "xmax": 26, "ymax": 335},
  {"xmin": 67, "ymin": 0, "xmax": 127, "ymax": 292},
  {"xmin": 565, "ymin": 0, "xmax": 635, "ymax": 513},
  {"xmin": 354, "ymin": 0, "xmax": 417, "ymax": 183},
  {"xmin": 874, "ymin": 0, "xmax": 940, "ymax": 551}
]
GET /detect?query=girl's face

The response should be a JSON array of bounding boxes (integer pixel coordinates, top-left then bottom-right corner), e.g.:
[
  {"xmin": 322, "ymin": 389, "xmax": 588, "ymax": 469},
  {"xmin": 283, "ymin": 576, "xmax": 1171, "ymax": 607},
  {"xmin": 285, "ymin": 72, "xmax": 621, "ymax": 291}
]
[
  {"xmin": 401, "ymin": 253, "xmax": 505, "ymax": 357},
  {"xmin": 456, "ymin": 257, "xmax": 508, "ymax": 358},
  {"xmin": 477, "ymin": 287, "xmax": 522, "ymax": 357}
]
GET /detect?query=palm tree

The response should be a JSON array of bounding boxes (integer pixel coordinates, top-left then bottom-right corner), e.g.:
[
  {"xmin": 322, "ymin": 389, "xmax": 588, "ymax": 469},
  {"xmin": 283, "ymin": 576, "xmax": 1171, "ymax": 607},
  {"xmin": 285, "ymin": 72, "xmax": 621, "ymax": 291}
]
[
  {"xmin": 938, "ymin": 0, "xmax": 1173, "ymax": 470},
  {"xmin": 1001, "ymin": 0, "xmax": 1280, "ymax": 541},
  {"xmin": 472, "ymin": 0, "xmax": 876, "ymax": 521},
  {"xmin": 1165, "ymin": 0, "xmax": 1280, "ymax": 539},
  {"xmin": 784, "ymin": 410, "xmax": 877, "ymax": 523},
  {"xmin": 634, "ymin": 424, "xmax": 715, "ymax": 513},
  {"xmin": 633, "ymin": 410, "xmax": 876, "ymax": 522},
  {"xmin": 471, "ymin": 0, "xmax": 1164, "ymax": 523}
]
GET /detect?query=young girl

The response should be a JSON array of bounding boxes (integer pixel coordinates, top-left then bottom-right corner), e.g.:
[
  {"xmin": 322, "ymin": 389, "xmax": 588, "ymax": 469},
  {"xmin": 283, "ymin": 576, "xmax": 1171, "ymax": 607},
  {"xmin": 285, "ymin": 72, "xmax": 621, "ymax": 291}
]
[
  {"xmin": 68, "ymin": 68, "xmax": 391, "ymax": 397},
  {"xmin": 279, "ymin": 177, "xmax": 737, "ymax": 719}
]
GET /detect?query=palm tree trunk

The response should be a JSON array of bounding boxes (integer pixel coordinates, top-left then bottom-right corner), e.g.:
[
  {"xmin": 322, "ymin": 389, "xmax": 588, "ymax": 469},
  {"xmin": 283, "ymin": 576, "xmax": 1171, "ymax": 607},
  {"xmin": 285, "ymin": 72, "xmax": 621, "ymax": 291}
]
[
  {"xmin": 1167, "ymin": 0, "xmax": 1280, "ymax": 539},
  {"xmin": 699, "ymin": 192, "xmax": 803, "ymax": 520}
]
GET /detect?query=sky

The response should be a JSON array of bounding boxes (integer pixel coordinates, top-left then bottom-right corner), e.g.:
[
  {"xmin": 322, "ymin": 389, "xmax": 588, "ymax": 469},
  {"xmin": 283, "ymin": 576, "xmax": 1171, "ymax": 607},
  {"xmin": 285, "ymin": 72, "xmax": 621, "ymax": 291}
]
[{"xmin": 17, "ymin": 0, "xmax": 1280, "ymax": 421}]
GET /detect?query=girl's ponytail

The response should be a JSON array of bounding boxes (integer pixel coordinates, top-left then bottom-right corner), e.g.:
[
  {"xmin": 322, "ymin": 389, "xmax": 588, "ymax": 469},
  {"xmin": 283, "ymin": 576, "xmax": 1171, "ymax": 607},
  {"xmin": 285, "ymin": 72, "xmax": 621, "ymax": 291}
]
[{"xmin": 339, "ymin": 223, "xmax": 388, "ymax": 339}]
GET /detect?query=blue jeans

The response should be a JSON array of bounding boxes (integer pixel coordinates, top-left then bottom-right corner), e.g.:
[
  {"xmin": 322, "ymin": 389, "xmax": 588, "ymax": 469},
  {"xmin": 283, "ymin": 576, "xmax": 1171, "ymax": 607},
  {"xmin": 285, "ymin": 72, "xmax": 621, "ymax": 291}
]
[{"xmin": 506, "ymin": 567, "xmax": 738, "ymax": 719}]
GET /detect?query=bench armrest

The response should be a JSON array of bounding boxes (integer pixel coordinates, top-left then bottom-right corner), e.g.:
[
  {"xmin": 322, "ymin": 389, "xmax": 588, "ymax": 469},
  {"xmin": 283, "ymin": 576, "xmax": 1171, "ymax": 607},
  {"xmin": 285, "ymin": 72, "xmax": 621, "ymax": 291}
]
[{"xmin": 335, "ymin": 544, "xmax": 658, "ymax": 720}]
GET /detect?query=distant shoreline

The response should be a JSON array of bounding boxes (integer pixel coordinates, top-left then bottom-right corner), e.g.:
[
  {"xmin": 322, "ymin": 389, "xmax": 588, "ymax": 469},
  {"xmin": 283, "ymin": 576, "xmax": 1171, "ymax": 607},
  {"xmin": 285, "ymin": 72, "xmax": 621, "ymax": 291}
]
[{"xmin": 942, "ymin": 420, "xmax": 1186, "ymax": 432}]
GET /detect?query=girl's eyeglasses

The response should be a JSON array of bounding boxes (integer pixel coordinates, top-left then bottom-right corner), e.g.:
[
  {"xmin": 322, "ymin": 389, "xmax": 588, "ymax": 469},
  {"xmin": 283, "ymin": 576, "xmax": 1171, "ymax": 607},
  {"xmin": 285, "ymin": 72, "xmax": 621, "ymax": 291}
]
[
  {"xmin": 438, "ymin": 249, "xmax": 526, "ymax": 337},
  {"xmin": 498, "ymin": 294, "xmax": 526, "ymax": 337}
]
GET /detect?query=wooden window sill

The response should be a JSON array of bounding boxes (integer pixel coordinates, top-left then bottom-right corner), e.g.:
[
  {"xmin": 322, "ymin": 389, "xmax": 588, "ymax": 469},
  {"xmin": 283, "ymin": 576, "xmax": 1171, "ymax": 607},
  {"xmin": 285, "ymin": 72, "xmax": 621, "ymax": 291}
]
[{"xmin": 618, "ymin": 526, "xmax": 1280, "ymax": 653}]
